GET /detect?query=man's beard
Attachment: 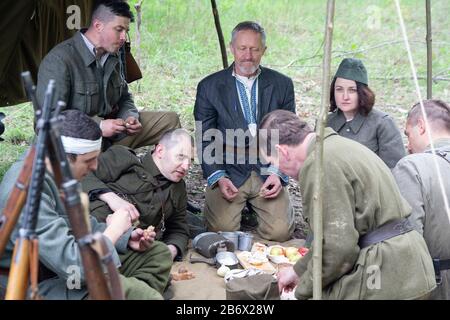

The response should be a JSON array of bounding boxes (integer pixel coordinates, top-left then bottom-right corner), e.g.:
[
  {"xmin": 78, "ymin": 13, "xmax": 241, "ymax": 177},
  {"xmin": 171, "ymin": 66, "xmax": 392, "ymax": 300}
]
[{"xmin": 236, "ymin": 63, "xmax": 259, "ymax": 76}]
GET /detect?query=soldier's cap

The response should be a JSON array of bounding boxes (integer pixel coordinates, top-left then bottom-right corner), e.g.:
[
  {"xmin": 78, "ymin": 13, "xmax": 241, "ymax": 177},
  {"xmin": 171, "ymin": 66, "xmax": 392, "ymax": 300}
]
[{"xmin": 334, "ymin": 58, "xmax": 368, "ymax": 85}]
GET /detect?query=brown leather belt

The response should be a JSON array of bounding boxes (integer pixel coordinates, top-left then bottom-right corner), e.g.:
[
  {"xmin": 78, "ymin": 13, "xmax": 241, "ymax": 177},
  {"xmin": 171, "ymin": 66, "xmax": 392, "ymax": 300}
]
[{"xmin": 358, "ymin": 218, "xmax": 414, "ymax": 249}]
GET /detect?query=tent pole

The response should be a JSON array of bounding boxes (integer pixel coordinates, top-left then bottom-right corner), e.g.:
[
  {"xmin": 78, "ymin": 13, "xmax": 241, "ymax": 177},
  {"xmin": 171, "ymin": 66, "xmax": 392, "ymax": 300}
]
[
  {"xmin": 312, "ymin": 0, "xmax": 335, "ymax": 300},
  {"xmin": 426, "ymin": 0, "xmax": 432, "ymax": 99},
  {"xmin": 210, "ymin": 0, "xmax": 228, "ymax": 69}
]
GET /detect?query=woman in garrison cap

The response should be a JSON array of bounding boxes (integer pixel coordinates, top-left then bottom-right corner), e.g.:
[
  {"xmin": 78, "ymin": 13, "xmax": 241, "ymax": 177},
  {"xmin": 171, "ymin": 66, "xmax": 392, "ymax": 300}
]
[{"xmin": 327, "ymin": 58, "xmax": 405, "ymax": 168}]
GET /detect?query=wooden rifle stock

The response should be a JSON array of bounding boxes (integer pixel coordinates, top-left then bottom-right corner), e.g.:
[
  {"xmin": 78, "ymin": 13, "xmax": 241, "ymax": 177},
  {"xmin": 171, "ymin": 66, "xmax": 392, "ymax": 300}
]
[
  {"xmin": 0, "ymin": 147, "xmax": 35, "ymax": 258},
  {"xmin": 48, "ymin": 104, "xmax": 121, "ymax": 299},
  {"xmin": 5, "ymin": 79, "xmax": 55, "ymax": 300}
]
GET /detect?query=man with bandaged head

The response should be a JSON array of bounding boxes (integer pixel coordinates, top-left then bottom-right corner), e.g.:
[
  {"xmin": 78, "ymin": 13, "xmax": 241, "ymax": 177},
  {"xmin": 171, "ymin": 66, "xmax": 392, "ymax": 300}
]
[{"xmin": 0, "ymin": 110, "xmax": 171, "ymax": 299}]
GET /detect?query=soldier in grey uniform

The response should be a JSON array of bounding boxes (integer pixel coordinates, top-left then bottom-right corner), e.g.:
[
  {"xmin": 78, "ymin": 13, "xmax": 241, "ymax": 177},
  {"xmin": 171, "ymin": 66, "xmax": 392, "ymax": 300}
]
[
  {"xmin": 393, "ymin": 99, "xmax": 450, "ymax": 300},
  {"xmin": 327, "ymin": 58, "xmax": 405, "ymax": 168}
]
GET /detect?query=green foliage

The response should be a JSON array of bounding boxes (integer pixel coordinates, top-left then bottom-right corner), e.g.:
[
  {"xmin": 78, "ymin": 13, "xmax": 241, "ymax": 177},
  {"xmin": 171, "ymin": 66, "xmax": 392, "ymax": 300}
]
[{"xmin": 1, "ymin": 0, "xmax": 449, "ymax": 180}]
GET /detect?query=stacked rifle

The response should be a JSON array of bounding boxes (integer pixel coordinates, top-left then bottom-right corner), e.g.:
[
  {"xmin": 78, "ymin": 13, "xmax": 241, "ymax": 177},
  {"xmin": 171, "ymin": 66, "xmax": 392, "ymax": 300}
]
[{"xmin": 0, "ymin": 72, "xmax": 123, "ymax": 300}]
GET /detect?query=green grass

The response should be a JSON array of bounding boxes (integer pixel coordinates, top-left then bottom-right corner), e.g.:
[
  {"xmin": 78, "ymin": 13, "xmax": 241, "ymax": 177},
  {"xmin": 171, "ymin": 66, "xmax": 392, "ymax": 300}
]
[{"xmin": 1, "ymin": 0, "xmax": 449, "ymax": 180}]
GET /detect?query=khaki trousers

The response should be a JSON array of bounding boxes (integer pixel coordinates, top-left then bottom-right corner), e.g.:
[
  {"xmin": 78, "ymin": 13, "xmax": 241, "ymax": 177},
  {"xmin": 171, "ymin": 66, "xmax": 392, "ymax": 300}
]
[
  {"xmin": 204, "ymin": 171, "xmax": 294, "ymax": 242},
  {"xmin": 115, "ymin": 111, "xmax": 181, "ymax": 149}
]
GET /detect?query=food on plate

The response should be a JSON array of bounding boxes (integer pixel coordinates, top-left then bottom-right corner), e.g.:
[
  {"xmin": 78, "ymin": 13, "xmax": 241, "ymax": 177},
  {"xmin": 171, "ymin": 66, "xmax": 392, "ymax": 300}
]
[
  {"xmin": 247, "ymin": 252, "xmax": 269, "ymax": 266},
  {"xmin": 298, "ymin": 247, "xmax": 309, "ymax": 256},
  {"xmin": 288, "ymin": 253, "xmax": 302, "ymax": 263},
  {"xmin": 251, "ymin": 242, "xmax": 268, "ymax": 255},
  {"xmin": 284, "ymin": 247, "xmax": 299, "ymax": 258},
  {"xmin": 269, "ymin": 246, "xmax": 285, "ymax": 256}
]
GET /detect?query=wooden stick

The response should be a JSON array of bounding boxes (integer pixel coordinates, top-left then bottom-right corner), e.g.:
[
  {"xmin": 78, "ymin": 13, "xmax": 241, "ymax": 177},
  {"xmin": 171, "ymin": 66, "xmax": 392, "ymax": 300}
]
[
  {"xmin": 134, "ymin": 0, "xmax": 144, "ymax": 91},
  {"xmin": 134, "ymin": 0, "xmax": 144, "ymax": 67},
  {"xmin": 210, "ymin": 0, "xmax": 228, "ymax": 69},
  {"xmin": 426, "ymin": 0, "xmax": 432, "ymax": 99},
  {"xmin": 312, "ymin": 0, "xmax": 335, "ymax": 300}
]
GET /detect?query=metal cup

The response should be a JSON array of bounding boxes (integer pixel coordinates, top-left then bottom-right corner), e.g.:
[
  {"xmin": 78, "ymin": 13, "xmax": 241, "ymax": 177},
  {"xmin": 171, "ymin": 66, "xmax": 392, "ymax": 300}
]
[
  {"xmin": 238, "ymin": 232, "xmax": 253, "ymax": 251},
  {"xmin": 219, "ymin": 231, "xmax": 239, "ymax": 249}
]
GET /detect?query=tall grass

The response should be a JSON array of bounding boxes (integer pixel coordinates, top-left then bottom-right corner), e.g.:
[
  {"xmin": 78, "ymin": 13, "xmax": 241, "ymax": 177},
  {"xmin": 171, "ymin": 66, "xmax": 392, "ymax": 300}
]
[{"xmin": 0, "ymin": 0, "xmax": 449, "ymax": 180}]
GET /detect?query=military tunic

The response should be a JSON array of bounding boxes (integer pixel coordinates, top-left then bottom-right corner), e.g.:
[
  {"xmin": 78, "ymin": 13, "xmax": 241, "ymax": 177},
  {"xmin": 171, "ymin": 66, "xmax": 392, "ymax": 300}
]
[
  {"xmin": 327, "ymin": 109, "xmax": 405, "ymax": 168},
  {"xmin": 36, "ymin": 30, "xmax": 181, "ymax": 149},
  {"xmin": 82, "ymin": 145, "xmax": 190, "ymax": 258},
  {"xmin": 393, "ymin": 139, "xmax": 450, "ymax": 300},
  {"xmin": 0, "ymin": 155, "xmax": 171, "ymax": 300},
  {"xmin": 293, "ymin": 129, "xmax": 436, "ymax": 299},
  {"xmin": 36, "ymin": 30, "xmax": 137, "ymax": 121}
]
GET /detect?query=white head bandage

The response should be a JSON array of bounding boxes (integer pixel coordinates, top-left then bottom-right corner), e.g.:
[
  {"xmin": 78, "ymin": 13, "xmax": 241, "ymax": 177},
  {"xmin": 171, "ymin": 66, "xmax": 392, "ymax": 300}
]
[{"xmin": 61, "ymin": 136, "xmax": 102, "ymax": 155}]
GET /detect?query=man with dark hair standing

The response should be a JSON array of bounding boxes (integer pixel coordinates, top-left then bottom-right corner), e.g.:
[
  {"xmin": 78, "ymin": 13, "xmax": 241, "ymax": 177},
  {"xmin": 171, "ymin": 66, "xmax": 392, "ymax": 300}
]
[
  {"xmin": 393, "ymin": 99, "xmax": 450, "ymax": 300},
  {"xmin": 259, "ymin": 109, "xmax": 436, "ymax": 299},
  {"xmin": 0, "ymin": 110, "xmax": 172, "ymax": 299},
  {"xmin": 36, "ymin": 0, "xmax": 180, "ymax": 150},
  {"xmin": 194, "ymin": 21, "xmax": 295, "ymax": 241}
]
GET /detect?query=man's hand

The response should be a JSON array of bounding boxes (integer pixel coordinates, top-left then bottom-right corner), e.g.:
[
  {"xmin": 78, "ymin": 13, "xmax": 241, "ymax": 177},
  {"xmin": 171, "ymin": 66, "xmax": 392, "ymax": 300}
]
[
  {"xmin": 100, "ymin": 119, "xmax": 126, "ymax": 137},
  {"xmin": 99, "ymin": 192, "xmax": 140, "ymax": 222},
  {"xmin": 128, "ymin": 228, "xmax": 154, "ymax": 252},
  {"xmin": 277, "ymin": 266, "xmax": 299, "ymax": 294},
  {"xmin": 259, "ymin": 174, "xmax": 282, "ymax": 199},
  {"xmin": 167, "ymin": 244, "xmax": 178, "ymax": 260},
  {"xmin": 124, "ymin": 116, "xmax": 142, "ymax": 136},
  {"xmin": 103, "ymin": 208, "xmax": 132, "ymax": 244},
  {"xmin": 217, "ymin": 177, "xmax": 239, "ymax": 202}
]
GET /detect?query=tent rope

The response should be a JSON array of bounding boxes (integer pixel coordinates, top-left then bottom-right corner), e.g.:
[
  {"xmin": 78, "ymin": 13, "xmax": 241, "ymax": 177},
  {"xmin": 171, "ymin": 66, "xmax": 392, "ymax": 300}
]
[{"xmin": 394, "ymin": 0, "xmax": 450, "ymax": 224}]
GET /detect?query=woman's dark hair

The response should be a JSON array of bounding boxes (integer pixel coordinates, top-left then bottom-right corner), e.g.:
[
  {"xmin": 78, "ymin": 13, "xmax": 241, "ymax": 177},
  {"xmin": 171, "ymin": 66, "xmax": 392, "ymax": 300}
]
[{"xmin": 329, "ymin": 77, "xmax": 376, "ymax": 116}]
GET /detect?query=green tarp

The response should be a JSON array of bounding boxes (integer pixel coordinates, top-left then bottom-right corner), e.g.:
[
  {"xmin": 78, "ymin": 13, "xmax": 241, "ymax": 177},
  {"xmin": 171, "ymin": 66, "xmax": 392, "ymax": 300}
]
[{"xmin": 0, "ymin": 0, "xmax": 93, "ymax": 107}]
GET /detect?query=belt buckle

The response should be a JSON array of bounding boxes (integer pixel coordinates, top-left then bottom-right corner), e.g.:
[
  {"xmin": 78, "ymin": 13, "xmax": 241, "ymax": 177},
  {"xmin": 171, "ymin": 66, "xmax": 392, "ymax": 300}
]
[{"xmin": 433, "ymin": 258, "xmax": 443, "ymax": 285}]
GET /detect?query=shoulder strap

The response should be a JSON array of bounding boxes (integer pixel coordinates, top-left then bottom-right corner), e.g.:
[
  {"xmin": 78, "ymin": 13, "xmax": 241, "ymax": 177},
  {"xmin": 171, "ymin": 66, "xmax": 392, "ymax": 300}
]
[{"xmin": 425, "ymin": 150, "xmax": 450, "ymax": 165}]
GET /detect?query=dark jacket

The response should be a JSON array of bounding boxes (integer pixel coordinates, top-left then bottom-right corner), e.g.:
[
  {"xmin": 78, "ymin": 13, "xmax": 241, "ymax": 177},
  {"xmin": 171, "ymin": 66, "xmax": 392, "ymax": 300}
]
[
  {"xmin": 327, "ymin": 109, "xmax": 405, "ymax": 168},
  {"xmin": 193, "ymin": 64, "xmax": 296, "ymax": 188},
  {"xmin": 81, "ymin": 146, "xmax": 190, "ymax": 258}
]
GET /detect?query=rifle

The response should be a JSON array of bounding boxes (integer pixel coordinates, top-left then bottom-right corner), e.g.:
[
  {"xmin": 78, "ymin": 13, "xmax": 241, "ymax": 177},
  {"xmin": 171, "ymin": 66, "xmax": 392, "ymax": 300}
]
[
  {"xmin": 5, "ymin": 79, "xmax": 55, "ymax": 300},
  {"xmin": 0, "ymin": 148, "xmax": 35, "ymax": 259},
  {"xmin": 3, "ymin": 75, "xmax": 124, "ymax": 300},
  {"xmin": 47, "ymin": 101, "xmax": 123, "ymax": 300},
  {"xmin": 0, "ymin": 73, "xmax": 38, "ymax": 259}
]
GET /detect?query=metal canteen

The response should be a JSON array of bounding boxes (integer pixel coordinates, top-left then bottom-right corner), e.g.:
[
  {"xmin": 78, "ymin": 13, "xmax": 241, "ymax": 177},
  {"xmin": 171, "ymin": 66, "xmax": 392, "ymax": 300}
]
[
  {"xmin": 192, "ymin": 232, "xmax": 235, "ymax": 258},
  {"xmin": 189, "ymin": 251, "xmax": 240, "ymax": 269}
]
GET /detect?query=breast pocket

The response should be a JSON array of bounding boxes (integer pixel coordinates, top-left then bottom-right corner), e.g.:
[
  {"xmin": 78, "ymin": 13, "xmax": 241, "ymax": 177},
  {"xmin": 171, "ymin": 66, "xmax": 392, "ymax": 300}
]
[
  {"xmin": 74, "ymin": 81, "xmax": 99, "ymax": 116},
  {"xmin": 107, "ymin": 74, "xmax": 125, "ymax": 106}
]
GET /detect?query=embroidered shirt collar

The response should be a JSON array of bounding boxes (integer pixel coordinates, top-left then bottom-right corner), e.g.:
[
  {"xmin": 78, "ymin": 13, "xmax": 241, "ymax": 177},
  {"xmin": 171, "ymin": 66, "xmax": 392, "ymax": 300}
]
[{"xmin": 232, "ymin": 67, "xmax": 261, "ymax": 83}]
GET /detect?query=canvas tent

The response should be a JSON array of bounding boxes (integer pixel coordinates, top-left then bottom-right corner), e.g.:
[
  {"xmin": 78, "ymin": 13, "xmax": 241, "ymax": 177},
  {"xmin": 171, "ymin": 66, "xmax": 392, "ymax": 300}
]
[{"xmin": 0, "ymin": 0, "xmax": 93, "ymax": 107}]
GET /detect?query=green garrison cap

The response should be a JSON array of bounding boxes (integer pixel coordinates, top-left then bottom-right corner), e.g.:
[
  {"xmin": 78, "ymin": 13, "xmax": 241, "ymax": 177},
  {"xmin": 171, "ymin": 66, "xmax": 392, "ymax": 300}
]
[{"xmin": 335, "ymin": 58, "xmax": 368, "ymax": 85}]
